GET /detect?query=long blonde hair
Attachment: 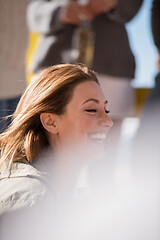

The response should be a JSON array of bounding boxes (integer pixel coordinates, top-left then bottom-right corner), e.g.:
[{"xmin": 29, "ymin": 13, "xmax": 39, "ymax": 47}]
[{"xmin": 0, "ymin": 64, "xmax": 99, "ymax": 166}]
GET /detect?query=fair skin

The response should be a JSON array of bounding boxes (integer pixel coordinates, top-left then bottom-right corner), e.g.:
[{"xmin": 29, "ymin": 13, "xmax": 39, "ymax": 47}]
[
  {"xmin": 59, "ymin": 1, "xmax": 94, "ymax": 25},
  {"xmin": 41, "ymin": 80, "xmax": 112, "ymax": 152},
  {"xmin": 40, "ymin": 81, "xmax": 113, "ymax": 193},
  {"xmin": 60, "ymin": 0, "xmax": 118, "ymax": 24}
]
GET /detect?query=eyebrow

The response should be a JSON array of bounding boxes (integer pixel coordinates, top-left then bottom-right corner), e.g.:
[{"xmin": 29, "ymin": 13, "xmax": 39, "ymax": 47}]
[{"xmin": 82, "ymin": 98, "xmax": 108, "ymax": 105}]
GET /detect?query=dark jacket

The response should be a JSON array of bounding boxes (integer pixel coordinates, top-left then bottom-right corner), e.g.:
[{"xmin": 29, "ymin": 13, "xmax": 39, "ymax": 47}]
[
  {"xmin": 151, "ymin": 0, "xmax": 160, "ymax": 50},
  {"xmin": 26, "ymin": 0, "xmax": 143, "ymax": 79}
]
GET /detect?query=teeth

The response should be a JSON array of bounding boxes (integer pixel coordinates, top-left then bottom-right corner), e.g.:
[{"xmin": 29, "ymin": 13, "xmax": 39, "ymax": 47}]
[{"xmin": 89, "ymin": 133, "xmax": 106, "ymax": 141}]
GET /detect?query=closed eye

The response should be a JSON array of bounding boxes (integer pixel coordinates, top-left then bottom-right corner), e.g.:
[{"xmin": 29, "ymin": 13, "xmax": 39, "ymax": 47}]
[
  {"xmin": 86, "ymin": 109, "xmax": 110, "ymax": 114},
  {"xmin": 85, "ymin": 109, "xmax": 97, "ymax": 113}
]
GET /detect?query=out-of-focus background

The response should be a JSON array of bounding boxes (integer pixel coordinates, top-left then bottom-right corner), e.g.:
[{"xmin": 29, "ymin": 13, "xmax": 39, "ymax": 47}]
[
  {"xmin": 0, "ymin": 0, "xmax": 157, "ymax": 126},
  {"xmin": 127, "ymin": 0, "xmax": 157, "ymax": 88}
]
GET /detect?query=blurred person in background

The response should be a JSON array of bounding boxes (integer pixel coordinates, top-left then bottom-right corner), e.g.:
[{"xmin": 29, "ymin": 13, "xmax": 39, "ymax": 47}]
[
  {"xmin": 0, "ymin": 0, "xmax": 27, "ymax": 133},
  {"xmin": 146, "ymin": 0, "xmax": 160, "ymax": 106}
]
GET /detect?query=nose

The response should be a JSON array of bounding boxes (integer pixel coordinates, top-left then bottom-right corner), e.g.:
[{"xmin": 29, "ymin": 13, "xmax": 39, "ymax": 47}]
[{"xmin": 99, "ymin": 112, "xmax": 113, "ymax": 128}]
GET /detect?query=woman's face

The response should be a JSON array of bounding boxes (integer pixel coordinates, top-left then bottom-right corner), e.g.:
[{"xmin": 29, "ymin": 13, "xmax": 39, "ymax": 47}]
[{"xmin": 54, "ymin": 80, "xmax": 113, "ymax": 157}]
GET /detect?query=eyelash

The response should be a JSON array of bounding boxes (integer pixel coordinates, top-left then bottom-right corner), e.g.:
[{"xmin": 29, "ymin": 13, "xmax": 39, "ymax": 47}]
[{"xmin": 85, "ymin": 109, "xmax": 110, "ymax": 114}]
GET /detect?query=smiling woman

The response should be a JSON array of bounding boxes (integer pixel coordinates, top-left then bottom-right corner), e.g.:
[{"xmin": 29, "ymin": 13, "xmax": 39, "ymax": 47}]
[{"xmin": 0, "ymin": 63, "xmax": 112, "ymax": 216}]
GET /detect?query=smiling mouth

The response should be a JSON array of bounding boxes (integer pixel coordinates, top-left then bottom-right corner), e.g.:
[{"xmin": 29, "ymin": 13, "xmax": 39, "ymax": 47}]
[{"xmin": 88, "ymin": 132, "xmax": 107, "ymax": 144}]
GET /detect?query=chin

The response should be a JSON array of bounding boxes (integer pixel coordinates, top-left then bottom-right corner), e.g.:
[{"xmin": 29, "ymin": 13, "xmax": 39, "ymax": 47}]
[{"xmin": 61, "ymin": 138, "xmax": 106, "ymax": 163}]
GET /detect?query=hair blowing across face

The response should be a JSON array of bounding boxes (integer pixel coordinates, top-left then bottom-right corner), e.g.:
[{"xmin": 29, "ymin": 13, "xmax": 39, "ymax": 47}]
[{"xmin": 0, "ymin": 64, "xmax": 99, "ymax": 167}]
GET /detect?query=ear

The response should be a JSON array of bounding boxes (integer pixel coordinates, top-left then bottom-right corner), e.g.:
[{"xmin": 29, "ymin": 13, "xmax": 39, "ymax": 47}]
[{"xmin": 40, "ymin": 113, "xmax": 59, "ymax": 134}]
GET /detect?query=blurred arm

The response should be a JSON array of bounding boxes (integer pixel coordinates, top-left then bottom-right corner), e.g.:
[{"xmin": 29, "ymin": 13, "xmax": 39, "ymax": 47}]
[
  {"xmin": 27, "ymin": 0, "xmax": 93, "ymax": 35},
  {"xmin": 99, "ymin": 0, "xmax": 143, "ymax": 24},
  {"xmin": 87, "ymin": 0, "xmax": 118, "ymax": 17}
]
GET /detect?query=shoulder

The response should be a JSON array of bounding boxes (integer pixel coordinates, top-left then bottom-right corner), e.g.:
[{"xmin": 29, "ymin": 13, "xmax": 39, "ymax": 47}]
[{"xmin": 0, "ymin": 161, "xmax": 46, "ymax": 215}]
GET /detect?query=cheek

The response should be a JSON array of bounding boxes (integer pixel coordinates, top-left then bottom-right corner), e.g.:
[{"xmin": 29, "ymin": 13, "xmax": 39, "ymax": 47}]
[
  {"xmin": 72, "ymin": 117, "xmax": 97, "ymax": 138},
  {"xmin": 65, "ymin": 119, "xmax": 93, "ymax": 140},
  {"xmin": 59, "ymin": 112, "xmax": 98, "ymax": 142}
]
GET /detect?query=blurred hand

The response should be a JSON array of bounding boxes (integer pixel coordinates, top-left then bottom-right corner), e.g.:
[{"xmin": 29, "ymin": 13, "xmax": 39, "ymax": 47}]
[
  {"xmin": 60, "ymin": 1, "xmax": 94, "ymax": 25},
  {"xmin": 87, "ymin": 0, "xmax": 118, "ymax": 17}
]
